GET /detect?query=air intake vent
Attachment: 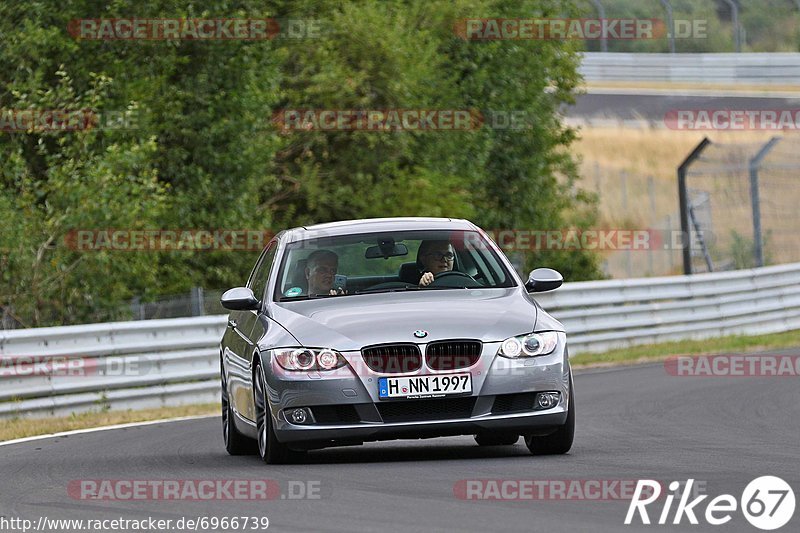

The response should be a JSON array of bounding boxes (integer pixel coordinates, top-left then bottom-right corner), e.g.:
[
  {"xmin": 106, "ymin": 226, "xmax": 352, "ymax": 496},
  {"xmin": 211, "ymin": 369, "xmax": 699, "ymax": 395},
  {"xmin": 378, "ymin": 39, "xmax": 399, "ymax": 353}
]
[
  {"xmin": 377, "ymin": 397, "xmax": 477, "ymax": 423},
  {"xmin": 310, "ymin": 404, "xmax": 362, "ymax": 424},
  {"xmin": 492, "ymin": 393, "xmax": 537, "ymax": 414}
]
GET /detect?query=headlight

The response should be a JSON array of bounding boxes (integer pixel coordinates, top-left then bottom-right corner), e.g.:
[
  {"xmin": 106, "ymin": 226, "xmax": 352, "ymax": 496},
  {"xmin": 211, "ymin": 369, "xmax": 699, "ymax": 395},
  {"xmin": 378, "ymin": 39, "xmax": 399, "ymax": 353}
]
[
  {"xmin": 498, "ymin": 332, "xmax": 559, "ymax": 358},
  {"xmin": 274, "ymin": 348, "xmax": 347, "ymax": 371}
]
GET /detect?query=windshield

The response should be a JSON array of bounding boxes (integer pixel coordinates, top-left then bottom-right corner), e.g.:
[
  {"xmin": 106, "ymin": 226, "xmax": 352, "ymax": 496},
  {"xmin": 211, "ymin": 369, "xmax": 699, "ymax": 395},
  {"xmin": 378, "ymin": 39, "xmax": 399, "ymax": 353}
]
[{"xmin": 274, "ymin": 229, "xmax": 516, "ymax": 301}]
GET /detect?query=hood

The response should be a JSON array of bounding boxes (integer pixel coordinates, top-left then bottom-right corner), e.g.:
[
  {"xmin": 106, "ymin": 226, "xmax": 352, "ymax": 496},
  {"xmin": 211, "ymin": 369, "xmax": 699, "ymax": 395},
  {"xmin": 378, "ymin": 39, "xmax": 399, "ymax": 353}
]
[{"xmin": 270, "ymin": 288, "xmax": 538, "ymax": 351}]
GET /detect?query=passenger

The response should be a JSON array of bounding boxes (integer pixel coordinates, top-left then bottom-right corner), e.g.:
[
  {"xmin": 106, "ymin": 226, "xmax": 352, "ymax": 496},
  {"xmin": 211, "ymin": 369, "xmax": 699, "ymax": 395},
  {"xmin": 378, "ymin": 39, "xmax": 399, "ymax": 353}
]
[{"xmin": 417, "ymin": 240, "xmax": 455, "ymax": 287}]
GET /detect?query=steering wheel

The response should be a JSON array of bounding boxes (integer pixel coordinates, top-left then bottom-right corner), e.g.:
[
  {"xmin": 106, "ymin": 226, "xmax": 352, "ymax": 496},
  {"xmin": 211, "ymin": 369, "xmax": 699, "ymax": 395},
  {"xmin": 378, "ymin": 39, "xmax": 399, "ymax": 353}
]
[{"xmin": 430, "ymin": 270, "xmax": 481, "ymax": 288}]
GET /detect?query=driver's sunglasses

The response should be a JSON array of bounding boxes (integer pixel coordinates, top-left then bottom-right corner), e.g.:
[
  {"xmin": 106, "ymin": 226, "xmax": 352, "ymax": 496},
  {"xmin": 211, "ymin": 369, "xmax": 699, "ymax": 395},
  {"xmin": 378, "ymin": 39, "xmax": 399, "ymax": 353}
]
[{"xmin": 424, "ymin": 252, "xmax": 455, "ymax": 261}]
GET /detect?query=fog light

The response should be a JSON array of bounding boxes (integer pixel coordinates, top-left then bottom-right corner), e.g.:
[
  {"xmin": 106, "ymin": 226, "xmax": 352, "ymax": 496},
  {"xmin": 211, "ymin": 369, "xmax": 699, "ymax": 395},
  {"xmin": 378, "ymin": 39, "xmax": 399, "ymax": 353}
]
[
  {"xmin": 289, "ymin": 408, "xmax": 308, "ymax": 424},
  {"xmin": 536, "ymin": 392, "xmax": 560, "ymax": 409}
]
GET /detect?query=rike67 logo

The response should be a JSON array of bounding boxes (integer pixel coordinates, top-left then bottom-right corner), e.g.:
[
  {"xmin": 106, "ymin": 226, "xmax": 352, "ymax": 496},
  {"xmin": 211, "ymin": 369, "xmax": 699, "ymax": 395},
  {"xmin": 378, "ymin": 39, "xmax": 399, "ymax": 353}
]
[{"xmin": 626, "ymin": 477, "xmax": 795, "ymax": 530}]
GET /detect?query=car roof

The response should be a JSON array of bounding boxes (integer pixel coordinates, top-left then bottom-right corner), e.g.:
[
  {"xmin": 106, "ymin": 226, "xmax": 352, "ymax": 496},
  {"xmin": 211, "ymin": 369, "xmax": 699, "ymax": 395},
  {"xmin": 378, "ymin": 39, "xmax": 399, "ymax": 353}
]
[{"xmin": 282, "ymin": 217, "xmax": 478, "ymax": 243}]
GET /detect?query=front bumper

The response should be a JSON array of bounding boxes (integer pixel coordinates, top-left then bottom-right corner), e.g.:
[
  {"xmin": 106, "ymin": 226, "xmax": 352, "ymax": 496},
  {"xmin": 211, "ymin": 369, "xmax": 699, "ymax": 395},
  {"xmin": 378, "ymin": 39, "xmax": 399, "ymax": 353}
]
[
  {"xmin": 274, "ymin": 408, "xmax": 568, "ymax": 449},
  {"xmin": 263, "ymin": 336, "xmax": 571, "ymax": 449}
]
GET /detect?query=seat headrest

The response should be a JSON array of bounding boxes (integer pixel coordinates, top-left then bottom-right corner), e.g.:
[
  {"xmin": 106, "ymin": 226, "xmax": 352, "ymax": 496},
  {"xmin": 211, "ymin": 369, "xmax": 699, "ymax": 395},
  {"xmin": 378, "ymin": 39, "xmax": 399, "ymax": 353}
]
[
  {"xmin": 398, "ymin": 261, "xmax": 422, "ymax": 284},
  {"xmin": 285, "ymin": 258, "xmax": 308, "ymax": 292}
]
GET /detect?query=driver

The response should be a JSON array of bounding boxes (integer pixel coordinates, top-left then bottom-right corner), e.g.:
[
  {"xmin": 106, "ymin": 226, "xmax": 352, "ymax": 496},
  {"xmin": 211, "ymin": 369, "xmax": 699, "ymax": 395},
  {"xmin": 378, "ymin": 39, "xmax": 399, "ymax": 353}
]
[
  {"xmin": 305, "ymin": 249, "xmax": 345, "ymax": 295},
  {"xmin": 418, "ymin": 240, "xmax": 455, "ymax": 287}
]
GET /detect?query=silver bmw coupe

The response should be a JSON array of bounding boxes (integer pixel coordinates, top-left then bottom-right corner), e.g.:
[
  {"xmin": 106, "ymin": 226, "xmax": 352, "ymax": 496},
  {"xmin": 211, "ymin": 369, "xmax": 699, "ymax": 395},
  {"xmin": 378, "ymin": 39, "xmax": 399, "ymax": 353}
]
[{"xmin": 219, "ymin": 217, "xmax": 574, "ymax": 463}]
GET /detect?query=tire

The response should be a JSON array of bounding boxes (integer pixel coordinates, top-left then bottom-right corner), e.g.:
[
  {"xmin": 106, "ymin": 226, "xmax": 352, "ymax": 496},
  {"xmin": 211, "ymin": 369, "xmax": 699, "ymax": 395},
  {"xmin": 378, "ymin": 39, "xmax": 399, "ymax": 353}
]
[
  {"xmin": 221, "ymin": 364, "xmax": 256, "ymax": 456},
  {"xmin": 524, "ymin": 380, "xmax": 575, "ymax": 456},
  {"xmin": 254, "ymin": 363, "xmax": 305, "ymax": 464},
  {"xmin": 474, "ymin": 433, "xmax": 519, "ymax": 446}
]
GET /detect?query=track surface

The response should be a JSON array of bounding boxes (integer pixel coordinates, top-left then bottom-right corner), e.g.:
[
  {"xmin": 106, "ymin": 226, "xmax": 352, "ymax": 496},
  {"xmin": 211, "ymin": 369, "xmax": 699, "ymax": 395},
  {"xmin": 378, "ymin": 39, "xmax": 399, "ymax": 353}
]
[
  {"xmin": 2, "ymin": 356, "xmax": 799, "ymax": 533},
  {"xmin": 569, "ymin": 93, "xmax": 800, "ymax": 120}
]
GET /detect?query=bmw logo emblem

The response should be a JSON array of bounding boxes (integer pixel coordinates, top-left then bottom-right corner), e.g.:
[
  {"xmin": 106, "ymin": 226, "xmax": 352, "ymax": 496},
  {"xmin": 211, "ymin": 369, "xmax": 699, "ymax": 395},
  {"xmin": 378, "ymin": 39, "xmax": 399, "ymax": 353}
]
[{"xmin": 413, "ymin": 330, "xmax": 428, "ymax": 338}]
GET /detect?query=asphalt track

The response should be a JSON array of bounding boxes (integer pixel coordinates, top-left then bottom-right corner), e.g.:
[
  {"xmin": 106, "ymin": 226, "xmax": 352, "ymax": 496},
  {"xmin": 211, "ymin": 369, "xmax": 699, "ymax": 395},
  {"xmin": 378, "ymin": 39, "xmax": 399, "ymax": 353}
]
[
  {"xmin": 1, "ymin": 355, "xmax": 798, "ymax": 533},
  {"xmin": 569, "ymin": 92, "xmax": 800, "ymax": 120}
]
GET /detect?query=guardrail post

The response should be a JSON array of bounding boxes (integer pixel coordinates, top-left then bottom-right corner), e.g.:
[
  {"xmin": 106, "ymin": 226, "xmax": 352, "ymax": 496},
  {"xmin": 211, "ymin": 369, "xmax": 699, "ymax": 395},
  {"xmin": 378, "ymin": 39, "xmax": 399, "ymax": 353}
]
[
  {"xmin": 648, "ymin": 176, "xmax": 656, "ymax": 274},
  {"xmin": 589, "ymin": 0, "xmax": 608, "ymax": 52},
  {"xmin": 190, "ymin": 287, "xmax": 205, "ymax": 316},
  {"xmin": 659, "ymin": 0, "xmax": 676, "ymax": 53},
  {"xmin": 748, "ymin": 137, "xmax": 781, "ymax": 268},
  {"xmin": 721, "ymin": 0, "xmax": 742, "ymax": 52},
  {"xmin": 130, "ymin": 296, "xmax": 145, "ymax": 320},
  {"xmin": 677, "ymin": 137, "xmax": 712, "ymax": 275}
]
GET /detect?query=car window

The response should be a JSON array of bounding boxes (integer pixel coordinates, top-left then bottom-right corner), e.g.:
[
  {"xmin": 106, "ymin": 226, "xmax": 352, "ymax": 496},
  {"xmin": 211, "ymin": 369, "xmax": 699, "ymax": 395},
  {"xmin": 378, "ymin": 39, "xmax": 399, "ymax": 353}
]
[{"xmin": 248, "ymin": 240, "xmax": 277, "ymax": 303}]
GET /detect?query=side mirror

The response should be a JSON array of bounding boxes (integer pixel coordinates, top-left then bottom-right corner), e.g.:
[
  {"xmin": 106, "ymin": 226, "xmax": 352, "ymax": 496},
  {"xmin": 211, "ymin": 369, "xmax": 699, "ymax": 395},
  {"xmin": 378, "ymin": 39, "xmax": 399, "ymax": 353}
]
[
  {"xmin": 525, "ymin": 268, "xmax": 563, "ymax": 293},
  {"xmin": 221, "ymin": 287, "xmax": 260, "ymax": 311}
]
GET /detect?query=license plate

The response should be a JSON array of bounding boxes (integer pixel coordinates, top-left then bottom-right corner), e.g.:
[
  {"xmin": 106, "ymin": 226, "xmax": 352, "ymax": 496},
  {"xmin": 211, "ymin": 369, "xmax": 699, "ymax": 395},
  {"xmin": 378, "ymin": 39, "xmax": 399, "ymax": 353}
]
[{"xmin": 378, "ymin": 373, "xmax": 472, "ymax": 399}]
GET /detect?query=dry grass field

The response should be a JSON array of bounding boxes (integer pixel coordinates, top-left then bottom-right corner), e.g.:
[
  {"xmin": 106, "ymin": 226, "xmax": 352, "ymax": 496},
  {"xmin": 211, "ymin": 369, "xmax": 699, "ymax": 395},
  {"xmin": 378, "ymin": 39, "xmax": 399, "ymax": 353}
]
[{"xmin": 570, "ymin": 127, "xmax": 800, "ymax": 277}]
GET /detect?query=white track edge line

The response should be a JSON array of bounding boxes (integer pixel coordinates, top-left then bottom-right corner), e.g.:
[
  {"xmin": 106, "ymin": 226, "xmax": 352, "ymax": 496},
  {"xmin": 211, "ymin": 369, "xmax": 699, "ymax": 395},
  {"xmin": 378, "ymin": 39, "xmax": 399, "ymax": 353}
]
[{"xmin": 0, "ymin": 414, "xmax": 217, "ymax": 447}]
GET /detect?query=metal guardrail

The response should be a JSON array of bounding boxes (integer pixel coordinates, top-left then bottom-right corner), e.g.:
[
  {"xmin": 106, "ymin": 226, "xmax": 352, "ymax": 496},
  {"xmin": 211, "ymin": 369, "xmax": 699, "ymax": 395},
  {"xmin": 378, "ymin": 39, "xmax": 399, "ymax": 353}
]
[
  {"xmin": 580, "ymin": 53, "xmax": 800, "ymax": 84},
  {"xmin": 2, "ymin": 262, "xmax": 799, "ymax": 418},
  {"xmin": 0, "ymin": 316, "xmax": 225, "ymax": 419},
  {"xmin": 534, "ymin": 262, "xmax": 800, "ymax": 353}
]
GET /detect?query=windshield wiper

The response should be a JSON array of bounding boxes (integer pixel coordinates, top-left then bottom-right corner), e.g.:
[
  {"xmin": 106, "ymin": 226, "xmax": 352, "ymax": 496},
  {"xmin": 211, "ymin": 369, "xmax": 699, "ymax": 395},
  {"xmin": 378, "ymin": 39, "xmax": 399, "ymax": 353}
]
[
  {"xmin": 354, "ymin": 286, "xmax": 420, "ymax": 295},
  {"xmin": 355, "ymin": 285, "xmax": 465, "ymax": 295},
  {"xmin": 278, "ymin": 293, "xmax": 342, "ymax": 302}
]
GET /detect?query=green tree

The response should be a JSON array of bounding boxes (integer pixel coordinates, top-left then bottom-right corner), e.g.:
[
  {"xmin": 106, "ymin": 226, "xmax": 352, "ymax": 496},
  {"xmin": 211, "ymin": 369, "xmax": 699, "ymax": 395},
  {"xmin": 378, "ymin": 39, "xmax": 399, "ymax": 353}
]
[{"xmin": 2, "ymin": 0, "xmax": 602, "ymax": 327}]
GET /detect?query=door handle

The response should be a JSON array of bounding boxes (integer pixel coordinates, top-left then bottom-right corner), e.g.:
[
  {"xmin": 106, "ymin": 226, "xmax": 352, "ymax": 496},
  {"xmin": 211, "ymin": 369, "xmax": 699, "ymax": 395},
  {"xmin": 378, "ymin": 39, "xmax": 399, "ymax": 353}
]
[{"xmin": 228, "ymin": 319, "xmax": 238, "ymax": 329}]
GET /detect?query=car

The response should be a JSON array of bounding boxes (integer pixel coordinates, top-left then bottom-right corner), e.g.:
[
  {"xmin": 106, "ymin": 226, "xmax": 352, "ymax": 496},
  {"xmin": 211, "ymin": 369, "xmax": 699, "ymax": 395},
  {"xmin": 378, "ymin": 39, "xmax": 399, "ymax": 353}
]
[{"xmin": 219, "ymin": 217, "xmax": 574, "ymax": 463}]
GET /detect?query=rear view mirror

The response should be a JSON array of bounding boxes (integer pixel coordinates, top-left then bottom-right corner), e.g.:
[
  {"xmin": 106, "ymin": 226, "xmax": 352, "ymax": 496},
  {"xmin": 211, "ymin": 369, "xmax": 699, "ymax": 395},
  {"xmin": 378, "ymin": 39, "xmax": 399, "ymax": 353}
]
[
  {"xmin": 525, "ymin": 268, "xmax": 563, "ymax": 293},
  {"xmin": 365, "ymin": 239, "xmax": 408, "ymax": 259}
]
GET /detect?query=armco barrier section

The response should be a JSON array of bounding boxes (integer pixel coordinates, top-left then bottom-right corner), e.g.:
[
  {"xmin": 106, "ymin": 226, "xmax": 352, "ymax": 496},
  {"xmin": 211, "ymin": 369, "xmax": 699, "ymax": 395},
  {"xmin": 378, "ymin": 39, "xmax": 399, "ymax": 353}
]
[
  {"xmin": 533, "ymin": 262, "xmax": 800, "ymax": 354},
  {"xmin": 0, "ymin": 316, "xmax": 225, "ymax": 419},
  {"xmin": 1, "ymin": 262, "xmax": 799, "ymax": 418},
  {"xmin": 579, "ymin": 53, "xmax": 800, "ymax": 85}
]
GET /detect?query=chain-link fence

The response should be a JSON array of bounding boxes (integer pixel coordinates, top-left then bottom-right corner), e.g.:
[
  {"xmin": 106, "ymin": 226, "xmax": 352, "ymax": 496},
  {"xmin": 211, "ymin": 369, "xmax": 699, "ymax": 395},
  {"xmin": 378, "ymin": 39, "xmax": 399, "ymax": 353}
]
[
  {"xmin": 0, "ymin": 288, "xmax": 228, "ymax": 330},
  {"xmin": 127, "ymin": 287, "xmax": 227, "ymax": 320},
  {"xmin": 586, "ymin": 163, "xmax": 682, "ymax": 279},
  {"xmin": 679, "ymin": 135, "xmax": 800, "ymax": 274}
]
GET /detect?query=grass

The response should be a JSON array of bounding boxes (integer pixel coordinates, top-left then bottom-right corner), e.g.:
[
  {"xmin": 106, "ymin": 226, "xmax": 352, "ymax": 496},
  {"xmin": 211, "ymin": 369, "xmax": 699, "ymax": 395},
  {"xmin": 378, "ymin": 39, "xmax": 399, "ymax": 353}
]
[
  {"xmin": 570, "ymin": 329, "xmax": 800, "ymax": 368},
  {"xmin": 573, "ymin": 126, "xmax": 774, "ymax": 230},
  {"xmin": 0, "ymin": 403, "xmax": 217, "ymax": 442}
]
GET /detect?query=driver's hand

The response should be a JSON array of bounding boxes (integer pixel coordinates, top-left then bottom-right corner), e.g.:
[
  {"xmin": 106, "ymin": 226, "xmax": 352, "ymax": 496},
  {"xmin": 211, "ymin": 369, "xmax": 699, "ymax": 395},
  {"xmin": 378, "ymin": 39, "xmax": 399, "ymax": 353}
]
[
  {"xmin": 329, "ymin": 288, "xmax": 347, "ymax": 295},
  {"xmin": 419, "ymin": 272, "xmax": 434, "ymax": 287}
]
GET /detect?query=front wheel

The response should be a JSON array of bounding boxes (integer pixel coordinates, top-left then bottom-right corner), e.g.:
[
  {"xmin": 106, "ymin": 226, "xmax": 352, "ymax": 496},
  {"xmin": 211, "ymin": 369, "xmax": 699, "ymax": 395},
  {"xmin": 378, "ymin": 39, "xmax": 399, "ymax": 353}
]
[
  {"xmin": 254, "ymin": 363, "xmax": 305, "ymax": 464},
  {"xmin": 524, "ymin": 380, "xmax": 575, "ymax": 455}
]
